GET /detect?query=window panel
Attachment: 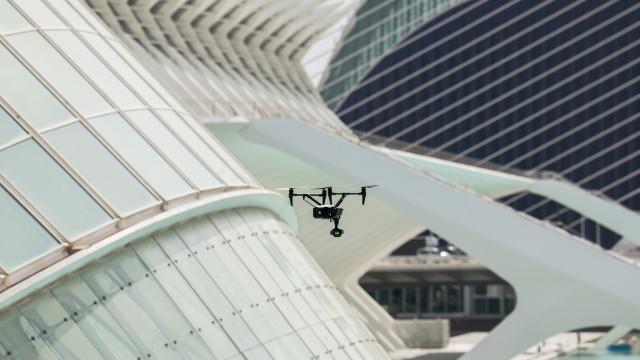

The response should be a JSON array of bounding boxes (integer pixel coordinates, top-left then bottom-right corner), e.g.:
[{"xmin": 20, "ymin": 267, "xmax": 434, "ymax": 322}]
[
  {"xmin": 0, "ymin": 0, "xmax": 32, "ymax": 33},
  {"xmin": 0, "ymin": 185, "xmax": 59, "ymax": 271},
  {"xmin": 160, "ymin": 224, "xmax": 237, "ymax": 317},
  {"xmin": 6, "ymin": 31, "xmax": 112, "ymax": 117},
  {"xmin": 297, "ymin": 327, "xmax": 329, "ymax": 358},
  {"xmin": 89, "ymin": 113, "xmax": 193, "ymax": 199},
  {"xmin": 52, "ymin": 278, "xmax": 144, "ymax": 359},
  {"xmin": 44, "ymin": 122, "xmax": 157, "ymax": 215},
  {"xmin": 183, "ymin": 114, "xmax": 254, "ymax": 185},
  {"xmin": 220, "ymin": 316, "xmax": 260, "ymax": 352},
  {"xmin": 47, "ymin": 31, "xmax": 143, "ymax": 109},
  {"xmin": 0, "ymin": 139, "xmax": 111, "ymax": 239},
  {"xmin": 18, "ymin": 1, "xmax": 65, "ymax": 28},
  {"xmin": 19, "ymin": 293, "xmax": 107, "ymax": 359},
  {"xmin": 0, "ymin": 107, "xmax": 27, "ymax": 148},
  {"xmin": 0, "ymin": 43, "xmax": 75, "ymax": 131},
  {"xmin": 106, "ymin": 42, "xmax": 187, "ymax": 111},
  {"xmin": 243, "ymin": 345, "xmax": 273, "ymax": 360},
  {"xmin": 264, "ymin": 333, "xmax": 313, "ymax": 360},
  {"xmin": 80, "ymin": 33, "xmax": 168, "ymax": 108},
  {"xmin": 0, "ymin": 310, "xmax": 59, "ymax": 359},
  {"xmin": 157, "ymin": 110, "xmax": 243, "ymax": 185},
  {"xmin": 272, "ymin": 297, "xmax": 307, "ymax": 330},
  {"xmin": 127, "ymin": 110, "xmax": 221, "ymax": 189},
  {"xmin": 45, "ymin": 0, "xmax": 93, "ymax": 31},
  {"xmin": 65, "ymin": 0, "xmax": 113, "ymax": 36}
]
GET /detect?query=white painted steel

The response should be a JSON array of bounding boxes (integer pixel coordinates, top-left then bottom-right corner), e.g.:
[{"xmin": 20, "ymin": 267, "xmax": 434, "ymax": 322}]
[{"xmin": 236, "ymin": 117, "xmax": 640, "ymax": 359}]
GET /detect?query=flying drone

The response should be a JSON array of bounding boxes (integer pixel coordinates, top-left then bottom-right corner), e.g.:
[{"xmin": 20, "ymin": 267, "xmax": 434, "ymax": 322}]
[{"xmin": 278, "ymin": 185, "xmax": 377, "ymax": 238}]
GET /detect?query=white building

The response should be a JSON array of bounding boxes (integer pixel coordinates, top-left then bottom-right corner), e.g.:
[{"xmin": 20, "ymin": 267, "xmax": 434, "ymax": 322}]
[{"xmin": 1, "ymin": 1, "xmax": 640, "ymax": 360}]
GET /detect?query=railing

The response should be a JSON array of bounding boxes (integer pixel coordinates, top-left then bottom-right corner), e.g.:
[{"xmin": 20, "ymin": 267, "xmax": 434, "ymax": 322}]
[{"xmin": 374, "ymin": 255, "xmax": 480, "ymax": 267}]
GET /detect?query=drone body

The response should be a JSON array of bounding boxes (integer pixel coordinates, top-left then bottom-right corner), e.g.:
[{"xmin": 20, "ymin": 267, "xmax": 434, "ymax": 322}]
[{"xmin": 281, "ymin": 186, "xmax": 376, "ymax": 237}]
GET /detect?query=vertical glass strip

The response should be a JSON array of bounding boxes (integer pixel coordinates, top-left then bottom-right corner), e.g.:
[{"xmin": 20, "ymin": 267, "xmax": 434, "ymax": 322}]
[
  {"xmin": 52, "ymin": 277, "xmax": 144, "ymax": 359},
  {"xmin": 19, "ymin": 293, "xmax": 106, "ymax": 359}
]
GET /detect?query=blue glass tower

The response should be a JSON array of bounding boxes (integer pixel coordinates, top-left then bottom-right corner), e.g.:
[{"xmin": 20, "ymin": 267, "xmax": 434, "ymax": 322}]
[{"xmin": 327, "ymin": 0, "xmax": 640, "ymax": 248}]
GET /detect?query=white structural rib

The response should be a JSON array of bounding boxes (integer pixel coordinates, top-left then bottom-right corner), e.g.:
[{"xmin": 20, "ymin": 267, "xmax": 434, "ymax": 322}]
[
  {"xmin": 235, "ymin": 117, "xmax": 640, "ymax": 360},
  {"xmin": 387, "ymin": 148, "xmax": 640, "ymax": 247}
]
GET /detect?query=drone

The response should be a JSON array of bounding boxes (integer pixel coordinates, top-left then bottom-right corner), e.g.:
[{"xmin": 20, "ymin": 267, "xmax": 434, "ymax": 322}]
[{"xmin": 279, "ymin": 185, "xmax": 377, "ymax": 237}]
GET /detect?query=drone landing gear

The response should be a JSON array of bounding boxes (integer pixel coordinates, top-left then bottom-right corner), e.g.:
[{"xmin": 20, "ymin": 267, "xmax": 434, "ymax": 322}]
[{"xmin": 330, "ymin": 217, "xmax": 344, "ymax": 238}]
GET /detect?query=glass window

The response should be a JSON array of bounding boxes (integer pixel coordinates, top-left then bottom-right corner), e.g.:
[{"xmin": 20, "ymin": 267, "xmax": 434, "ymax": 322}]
[
  {"xmin": 184, "ymin": 114, "xmax": 255, "ymax": 185},
  {"xmin": 45, "ymin": 0, "xmax": 93, "ymax": 31},
  {"xmin": 89, "ymin": 113, "xmax": 193, "ymax": 199},
  {"xmin": 18, "ymin": 1, "xmax": 65, "ymax": 29},
  {"xmin": 0, "ymin": 106, "xmax": 27, "ymax": 148},
  {"xmin": 65, "ymin": 0, "xmax": 113, "ymax": 36},
  {"xmin": 0, "ymin": 310, "xmax": 59, "ymax": 359},
  {"xmin": 104, "ymin": 40, "xmax": 187, "ymax": 111},
  {"xmin": 0, "ymin": 43, "xmax": 75, "ymax": 131},
  {"xmin": 0, "ymin": 0, "xmax": 32, "ymax": 33},
  {"xmin": 80, "ymin": 33, "xmax": 168, "ymax": 108},
  {"xmin": 52, "ymin": 278, "xmax": 144, "ymax": 359},
  {"xmin": 127, "ymin": 110, "xmax": 221, "ymax": 189},
  {"xmin": 0, "ymin": 185, "xmax": 59, "ymax": 270},
  {"xmin": 43, "ymin": 122, "xmax": 157, "ymax": 215},
  {"xmin": 242, "ymin": 345, "xmax": 272, "ymax": 360},
  {"xmin": 157, "ymin": 110, "xmax": 244, "ymax": 185},
  {"xmin": 0, "ymin": 139, "xmax": 111, "ymax": 239},
  {"xmin": 6, "ymin": 31, "xmax": 112, "ymax": 117},
  {"xmin": 264, "ymin": 333, "xmax": 313, "ymax": 360},
  {"xmin": 19, "ymin": 293, "xmax": 105, "ymax": 359},
  {"xmin": 47, "ymin": 31, "xmax": 143, "ymax": 109}
]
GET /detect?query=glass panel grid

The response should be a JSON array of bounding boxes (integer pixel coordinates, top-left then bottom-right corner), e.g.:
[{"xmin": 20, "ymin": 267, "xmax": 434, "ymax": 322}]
[
  {"xmin": 6, "ymin": 31, "xmax": 113, "ymax": 117},
  {"xmin": 0, "ymin": 42, "xmax": 75, "ymax": 131},
  {"xmin": 89, "ymin": 112, "xmax": 194, "ymax": 199},
  {"xmin": 47, "ymin": 30, "xmax": 143, "ymax": 110},
  {"xmin": 127, "ymin": 110, "xmax": 221, "ymax": 190},
  {"xmin": 0, "ymin": 208, "xmax": 388, "ymax": 359},
  {"xmin": 43, "ymin": 122, "xmax": 157, "ymax": 216},
  {"xmin": 0, "ymin": 139, "xmax": 111, "ymax": 239}
]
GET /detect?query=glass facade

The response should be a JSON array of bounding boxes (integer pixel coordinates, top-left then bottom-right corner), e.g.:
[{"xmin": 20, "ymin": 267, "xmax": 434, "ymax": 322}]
[
  {"xmin": 364, "ymin": 283, "xmax": 515, "ymax": 320},
  {"xmin": 0, "ymin": 2, "xmax": 392, "ymax": 359},
  {"xmin": 320, "ymin": 0, "xmax": 466, "ymax": 111},
  {"xmin": 332, "ymin": 0, "xmax": 640, "ymax": 248},
  {"xmin": 0, "ymin": 209, "xmax": 386, "ymax": 359},
  {"xmin": 0, "ymin": 0, "xmax": 255, "ymax": 277}
]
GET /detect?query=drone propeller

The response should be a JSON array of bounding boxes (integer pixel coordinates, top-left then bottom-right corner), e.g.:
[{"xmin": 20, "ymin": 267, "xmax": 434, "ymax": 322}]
[{"xmin": 361, "ymin": 185, "xmax": 377, "ymax": 205}]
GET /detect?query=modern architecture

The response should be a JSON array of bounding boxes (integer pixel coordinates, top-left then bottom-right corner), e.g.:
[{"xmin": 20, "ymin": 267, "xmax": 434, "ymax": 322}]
[
  {"xmin": 2, "ymin": 1, "xmax": 640, "ymax": 360},
  {"xmin": 324, "ymin": 0, "xmax": 640, "ymax": 248}
]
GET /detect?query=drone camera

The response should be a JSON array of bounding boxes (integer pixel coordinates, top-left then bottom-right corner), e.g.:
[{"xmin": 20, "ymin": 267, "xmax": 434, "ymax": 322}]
[
  {"xmin": 331, "ymin": 228, "xmax": 344, "ymax": 237},
  {"xmin": 313, "ymin": 206, "xmax": 342, "ymax": 219}
]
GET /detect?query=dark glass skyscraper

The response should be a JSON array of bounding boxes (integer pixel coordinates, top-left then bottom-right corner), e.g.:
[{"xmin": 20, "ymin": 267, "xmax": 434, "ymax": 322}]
[{"xmin": 323, "ymin": 0, "xmax": 640, "ymax": 248}]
